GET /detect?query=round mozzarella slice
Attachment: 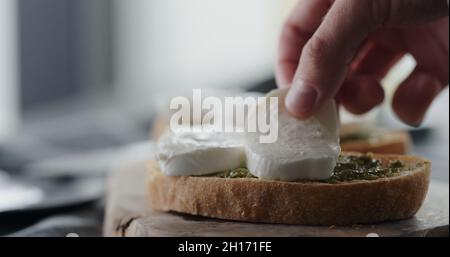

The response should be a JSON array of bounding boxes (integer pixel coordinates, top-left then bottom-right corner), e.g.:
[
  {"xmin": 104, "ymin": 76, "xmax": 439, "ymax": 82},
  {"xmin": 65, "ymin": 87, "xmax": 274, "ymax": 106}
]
[
  {"xmin": 245, "ymin": 88, "xmax": 340, "ymax": 181},
  {"xmin": 156, "ymin": 129, "xmax": 245, "ymax": 176}
]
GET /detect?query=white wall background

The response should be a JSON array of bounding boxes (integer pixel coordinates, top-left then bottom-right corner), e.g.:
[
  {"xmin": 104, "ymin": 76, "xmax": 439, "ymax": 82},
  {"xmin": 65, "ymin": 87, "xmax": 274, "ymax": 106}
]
[
  {"xmin": 113, "ymin": 0, "xmax": 296, "ymax": 112},
  {"xmin": 0, "ymin": 0, "xmax": 19, "ymax": 142}
]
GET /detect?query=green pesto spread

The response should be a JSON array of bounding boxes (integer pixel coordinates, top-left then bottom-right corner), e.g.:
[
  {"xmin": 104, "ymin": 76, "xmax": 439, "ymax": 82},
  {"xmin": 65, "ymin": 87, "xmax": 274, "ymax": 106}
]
[
  {"xmin": 215, "ymin": 167, "xmax": 257, "ymax": 179},
  {"xmin": 325, "ymin": 155, "xmax": 405, "ymax": 183},
  {"xmin": 203, "ymin": 155, "xmax": 408, "ymax": 183}
]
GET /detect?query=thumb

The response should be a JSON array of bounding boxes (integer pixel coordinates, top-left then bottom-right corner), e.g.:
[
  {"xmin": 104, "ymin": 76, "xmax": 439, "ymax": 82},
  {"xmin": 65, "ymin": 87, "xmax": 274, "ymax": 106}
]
[{"xmin": 285, "ymin": 0, "xmax": 448, "ymax": 119}]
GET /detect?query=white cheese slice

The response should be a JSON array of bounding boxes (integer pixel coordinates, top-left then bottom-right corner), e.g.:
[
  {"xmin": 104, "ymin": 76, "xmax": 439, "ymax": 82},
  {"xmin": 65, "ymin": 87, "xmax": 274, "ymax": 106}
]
[
  {"xmin": 245, "ymin": 88, "xmax": 340, "ymax": 181},
  {"xmin": 156, "ymin": 128, "xmax": 245, "ymax": 176}
]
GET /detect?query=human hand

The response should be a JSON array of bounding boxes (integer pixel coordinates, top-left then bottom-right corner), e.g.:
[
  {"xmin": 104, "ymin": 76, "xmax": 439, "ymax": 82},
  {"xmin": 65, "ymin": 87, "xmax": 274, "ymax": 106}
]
[{"xmin": 276, "ymin": 0, "xmax": 449, "ymax": 126}]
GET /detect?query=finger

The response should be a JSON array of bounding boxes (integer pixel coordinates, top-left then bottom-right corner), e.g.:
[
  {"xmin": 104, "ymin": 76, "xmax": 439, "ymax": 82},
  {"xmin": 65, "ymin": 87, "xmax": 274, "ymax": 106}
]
[
  {"xmin": 286, "ymin": 0, "xmax": 379, "ymax": 119},
  {"xmin": 402, "ymin": 18, "xmax": 449, "ymax": 85},
  {"xmin": 431, "ymin": 17, "xmax": 449, "ymax": 50},
  {"xmin": 338, "ymin": 75, "xmax": 385, "ymax": 115},
  {"xmin": 353, "ymin": 43, "xmax": 405, "ymax": 80},
  {"xmin": 392, "ymin": 69, "xmax": 444, "ymax": 127},
  {"xmin": 275, "ymin": 0, "xmax": 332, "ymax": 88},
  {"xmin": 285, "ymin": 0, "xmax": 449, "ymax": 119},
  {"xmin": 385, "ymin": 0, "xmax": 449, "ymax": 26}
]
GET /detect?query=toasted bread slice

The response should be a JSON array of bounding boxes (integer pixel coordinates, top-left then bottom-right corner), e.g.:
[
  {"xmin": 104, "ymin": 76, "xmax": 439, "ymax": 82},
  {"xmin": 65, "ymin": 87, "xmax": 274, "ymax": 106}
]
[
  {"xmin": 147, "ymin": 154, "xmax": 430, "ymax": 225},
  {"xmin": 339, "ymin": 123, "xmax": 411, "ymax": 154},
  {"xmin": 340, "ymin": 130, "xmax": 411, "ymax": 155}
]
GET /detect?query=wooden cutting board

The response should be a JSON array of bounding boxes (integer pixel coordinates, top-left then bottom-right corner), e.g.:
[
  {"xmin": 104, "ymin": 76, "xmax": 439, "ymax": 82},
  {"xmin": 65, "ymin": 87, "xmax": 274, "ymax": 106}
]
[{"xmin": 103, "ymin": 161, "xmax": 449, "ymax": 237}]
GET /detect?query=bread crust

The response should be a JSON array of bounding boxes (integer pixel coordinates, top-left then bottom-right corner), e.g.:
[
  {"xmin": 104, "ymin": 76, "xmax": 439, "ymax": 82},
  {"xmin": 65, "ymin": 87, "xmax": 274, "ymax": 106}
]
[
  {"xmin": 341, "ymin": 131, "xmax": 411, "ymax": 155},
  {"xmin": 147, "ymin": 154, "xmax": 430, "ymax": 225}
]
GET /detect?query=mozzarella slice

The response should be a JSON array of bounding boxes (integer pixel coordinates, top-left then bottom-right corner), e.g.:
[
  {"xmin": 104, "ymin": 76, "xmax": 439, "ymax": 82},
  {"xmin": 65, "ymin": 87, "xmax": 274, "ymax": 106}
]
[
  {"xmin": 245, "ymin": 88, "xmax": 340, "ymax": 181},
  {"xmin": 156, "ymin": 128, "xmax": 245, "ymax": 176}
]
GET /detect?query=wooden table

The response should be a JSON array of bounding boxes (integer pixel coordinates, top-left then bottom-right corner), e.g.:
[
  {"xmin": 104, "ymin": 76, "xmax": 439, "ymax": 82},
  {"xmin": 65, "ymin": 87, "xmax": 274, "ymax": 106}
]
[{"xmin": 103, "ymin": 162, "xmax": 449, "ymax": 237}]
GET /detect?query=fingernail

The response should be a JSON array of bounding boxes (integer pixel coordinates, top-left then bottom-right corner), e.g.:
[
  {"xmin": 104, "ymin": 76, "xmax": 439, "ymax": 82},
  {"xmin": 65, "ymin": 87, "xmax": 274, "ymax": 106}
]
[{"xmin": 285, "ymin": 81, "xmax": 317, "ymax": 118}]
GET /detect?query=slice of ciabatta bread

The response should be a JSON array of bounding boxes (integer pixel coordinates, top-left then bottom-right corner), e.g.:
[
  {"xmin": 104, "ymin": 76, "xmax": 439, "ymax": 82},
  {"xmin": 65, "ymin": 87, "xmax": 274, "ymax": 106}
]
[
  {"xmin": 146, "ymin": 154, "xmax": 430, "ymax": 225},
  {"xmin": 341, "ymin": 130, "xmax": 412, "ymax": 155},
  {"xmin": 339, "ymin": 123, "xmax": 412, "ymax": 154}
]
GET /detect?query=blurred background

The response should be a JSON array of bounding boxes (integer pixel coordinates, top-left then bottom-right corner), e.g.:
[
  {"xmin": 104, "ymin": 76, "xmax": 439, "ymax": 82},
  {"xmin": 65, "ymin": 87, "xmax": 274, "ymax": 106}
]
[
  {"xmin": 0, "ymin": 0, "xmax": 294, "ymax": 166},
  {"xmin": 0, "ymin": 0, "xmax": 448, "ymax": 236}
]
